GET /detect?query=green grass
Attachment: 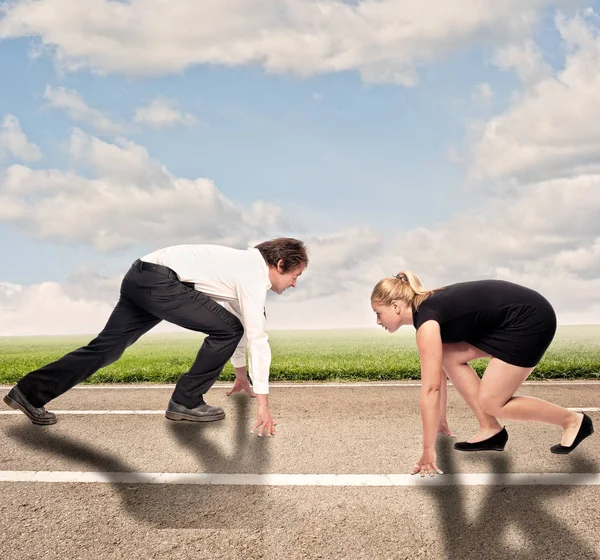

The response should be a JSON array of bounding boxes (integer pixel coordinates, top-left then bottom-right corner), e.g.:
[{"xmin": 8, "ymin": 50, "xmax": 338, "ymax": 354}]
[{"xmin": 1, "ymin": 326, "xmax": 600, "ymax": 384}]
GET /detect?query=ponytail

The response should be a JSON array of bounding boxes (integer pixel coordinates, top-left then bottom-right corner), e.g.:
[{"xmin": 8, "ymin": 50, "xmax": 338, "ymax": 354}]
[{"xmin": 372, "ymin": 270, "xmax": 434, "ymax": 310}]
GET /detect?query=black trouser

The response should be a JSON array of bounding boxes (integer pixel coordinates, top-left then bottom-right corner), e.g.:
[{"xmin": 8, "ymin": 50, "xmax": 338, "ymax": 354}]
[{"xmin": 17, "ymin": 260, "xmax": 244, "ymax": 409}]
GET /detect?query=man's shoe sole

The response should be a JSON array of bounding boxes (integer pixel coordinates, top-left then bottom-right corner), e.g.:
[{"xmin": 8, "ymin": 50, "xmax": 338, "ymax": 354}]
[
  {"xmin": 3, "ymin": 394, "xmax": 57, "ymax": 425},
  {"xmin": 165, "ymin": 411, "xmax": 225, "ymax": 422}
]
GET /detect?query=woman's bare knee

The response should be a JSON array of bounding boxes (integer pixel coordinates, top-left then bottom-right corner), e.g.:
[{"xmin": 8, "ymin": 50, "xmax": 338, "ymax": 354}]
[{"xmin": 478, "ymin": 394, "xmax": 505, "ymax": 416}]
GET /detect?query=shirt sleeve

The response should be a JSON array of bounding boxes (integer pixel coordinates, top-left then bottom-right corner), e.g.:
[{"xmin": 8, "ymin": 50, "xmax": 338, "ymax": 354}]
[
  {"xmin": 414, "ymin": 301, "xmax": 441, "ymax": 331},
  {"xmin": 235, "ymin": 279, "xmax": 271, "ymax": 394},
  {"xmin": 230, "ymin": 331, "xmax": 247, "ymax": 369},
  {"xmin": 218, "ymin": 301, "xmax": 247, "ymax": 368}
]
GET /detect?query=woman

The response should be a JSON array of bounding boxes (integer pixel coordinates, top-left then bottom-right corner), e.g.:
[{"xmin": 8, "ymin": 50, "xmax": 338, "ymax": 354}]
[{"xmin": 371, "ymin": 272, "xmax": 594, "ymax": 477}]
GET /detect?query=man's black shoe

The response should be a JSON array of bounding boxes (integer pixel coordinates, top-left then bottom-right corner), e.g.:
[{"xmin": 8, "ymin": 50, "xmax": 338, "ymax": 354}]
[
  {"xmin": 3, "ymin": 386, "xmax": 57, "ymax": 425},
  {"xmin": 165, "ymin": 399, "xmax": 225, "ymax": 422},
  {"xmin": 454, "ymin": 427, "xmax": 508, "ymax": 452}
]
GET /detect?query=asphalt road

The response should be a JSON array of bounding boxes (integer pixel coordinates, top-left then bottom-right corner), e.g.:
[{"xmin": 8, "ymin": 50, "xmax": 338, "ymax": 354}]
[{"xmin": 1, "ymin": 382, "xmax": 599, "ymax": 560}]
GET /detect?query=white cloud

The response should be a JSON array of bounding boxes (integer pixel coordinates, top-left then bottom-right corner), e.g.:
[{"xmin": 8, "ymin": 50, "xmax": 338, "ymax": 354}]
[
  {"xmin": 0, "ymin": 129, "xmax": 292, "ymax": 251},
  {"xmin": 493, "ymin": 39, "xmax": 551, "ymax": 86},
  {"xmin": 389, "ymin": 13, "xmax": 600, "ymax": 323},
  {"xmin": 4, "ymin": 2, "xmax": 600, "ymax": 334},
  {"xmin": 0, "ymin": 280, "xmax": 187, "ymax": 335},
  {"xmin": 268, "ymin": 288, "xmax": 379, "ymax": 330},
  {"xmin": 133, "ymin": 98, "xmax": 197, "ymax": 129},
  {"xmin": 553, "ymin": 239, "xmax": 600, "ymax": 277},
  {"xmin": 472, "ymin": 83, "xmax": 494, "ymax": 106},
  {"xmin": 447, "ymin": 145, "xmax": 464, "ymax": 164},
  {"xmin": 0, "ymin": 114, "xmax": 43, "ymax": 162},
  {"xmin": 4, "ymin": 138, "xmax": 600, "ymax": 334},
  {"xmin": 68, "ymin": 128, "xmax": 171, "ymax": 186},
  {"xmin": 382, "ymin": 176, "xmax": 600, "ymax": 320},
  {"xmin": 282, "ymin": 228, "xmax": 384, "ymax": 301},
  {"xmin": 0, "ymin": 280, "xmax": 114, "ymax": 336},
  {"xmin": 6, "ymin": 186, "xmax": 600, "ymax": 335},
  {"xmin": 62, "ymin": 265, "xmax": 123, "ymax": 303},
  {"xmin": 44, "ymin": 87, "xmax": 195, "ymax": 134},
  {"xmin": 44, "ymin": 85, "xmax": 124, "ymax": 134},
  {"xmin": 500, "ymin": 174, "xmax": 600, "ymax": 241},
  {"xmin": 469, "ymin": 11, "xmax": 600, "ymax": 183},
  {"xmin": 0, "ymin": 0, "xmax": 571, "ymax": 84}
]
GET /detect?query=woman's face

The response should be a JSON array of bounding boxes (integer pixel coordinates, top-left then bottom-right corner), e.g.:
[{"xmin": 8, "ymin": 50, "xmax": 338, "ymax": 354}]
[{"xmin": 371, "ymin": 300, "xmax": 406, "ymax": 333}]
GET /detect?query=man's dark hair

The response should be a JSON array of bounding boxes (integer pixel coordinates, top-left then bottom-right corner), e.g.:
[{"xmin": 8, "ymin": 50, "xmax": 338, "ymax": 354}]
[{"xmin": 255, "ymin": 237, "xmax": 309, "ymax": 273}]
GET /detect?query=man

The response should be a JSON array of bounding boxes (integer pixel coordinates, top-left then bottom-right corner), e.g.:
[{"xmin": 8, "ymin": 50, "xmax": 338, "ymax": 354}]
[{"xmin": 3, "ymin": 237, "xmax": 308, "ymax": 437}]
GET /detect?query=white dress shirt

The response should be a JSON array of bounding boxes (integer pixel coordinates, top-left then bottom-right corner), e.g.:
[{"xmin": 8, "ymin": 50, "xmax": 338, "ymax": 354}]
[{"xmin": 140, "ymin": 244, "xmax": 272, "ymax": 394}]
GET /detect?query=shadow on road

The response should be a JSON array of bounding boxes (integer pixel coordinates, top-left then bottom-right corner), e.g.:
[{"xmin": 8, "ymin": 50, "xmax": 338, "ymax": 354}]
[
  {"xmin": 6, "ymin": 393, "xmax": 270, "ymax": 537},
  {"xmin": 427, "ymin": 436, "xmax": 600, "ymax": 559},
  {"xmin": 5, "ymin": 399, "xmax": 600, "ymax": 558}
]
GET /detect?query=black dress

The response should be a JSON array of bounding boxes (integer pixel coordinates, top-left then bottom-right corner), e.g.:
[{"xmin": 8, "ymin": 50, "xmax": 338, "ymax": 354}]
[{"xmin": 412, "ymin": 280, "xmax": 557, "ymax": 367}]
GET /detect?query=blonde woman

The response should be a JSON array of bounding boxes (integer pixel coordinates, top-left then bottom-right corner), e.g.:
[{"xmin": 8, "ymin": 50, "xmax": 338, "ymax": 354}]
[{"xmin": 371, "ymin": 273, "xmax": 594, "ymax": 477}]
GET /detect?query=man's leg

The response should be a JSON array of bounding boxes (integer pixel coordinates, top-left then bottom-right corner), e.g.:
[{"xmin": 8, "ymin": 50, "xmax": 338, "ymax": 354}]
[
  {"xmin": 139, "ymin": 289, "xmax": 243, "ymax": 408},
  {"xmin": 15, "ymin": 293, "xmax": 161, "ymax": 409},
  {"xmin": 170, "ymin": 298, "xmax": 244, "ymax": 408},
  {"xmin": 122, "ymin": 264, "xmax": 244, "ymax": 409}
]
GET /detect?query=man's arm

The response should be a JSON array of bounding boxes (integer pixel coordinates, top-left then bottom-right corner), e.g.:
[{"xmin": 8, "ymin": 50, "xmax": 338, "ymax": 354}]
[
  {"xmin": 235, "ymin": 282, "xmax": 275, "ymax": 436},
  {"xmin": 234, "ymin": 287, "xmax": 270, "ymax": 395}
]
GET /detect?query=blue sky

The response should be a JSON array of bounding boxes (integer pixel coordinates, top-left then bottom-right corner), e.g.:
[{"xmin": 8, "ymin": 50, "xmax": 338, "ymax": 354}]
[{"xmin": 2, "ymin": 0, "xmax": 600, "ymax": 333}]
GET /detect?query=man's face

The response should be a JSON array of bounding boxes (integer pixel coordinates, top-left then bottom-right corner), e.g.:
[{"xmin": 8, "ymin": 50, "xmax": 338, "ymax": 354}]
[{"xmin": 269, "ymin": 262, "xmax": 306, "ymax": 294}]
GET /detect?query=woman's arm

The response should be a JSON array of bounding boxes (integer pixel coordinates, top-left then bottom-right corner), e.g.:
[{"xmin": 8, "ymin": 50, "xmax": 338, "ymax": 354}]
[
  {"xmin": 412, "ymin": 319, "xmax": 444, "ymax": 476},
  {"xmin": 437, "ymin": 371, "xmax": 455, "ymax": 436}
]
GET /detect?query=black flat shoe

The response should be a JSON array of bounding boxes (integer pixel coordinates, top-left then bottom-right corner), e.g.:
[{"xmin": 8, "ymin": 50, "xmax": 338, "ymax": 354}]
[
  {"xmin": 454, "ymin": 427, "xmax": 508, "ymax": 452},
  {"xmin": 551, "ymin": 413, "xmax": 594, "ymax": 455}
]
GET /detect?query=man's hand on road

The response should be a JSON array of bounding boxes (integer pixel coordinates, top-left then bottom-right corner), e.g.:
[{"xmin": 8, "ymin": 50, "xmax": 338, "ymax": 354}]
[
  {"xmin": 226, "ymin": 376, "xmax": 256, "ymax": 398},
  {"xmin": 251, "ymin": 394, "xmax": 276, "ymax": 437}
]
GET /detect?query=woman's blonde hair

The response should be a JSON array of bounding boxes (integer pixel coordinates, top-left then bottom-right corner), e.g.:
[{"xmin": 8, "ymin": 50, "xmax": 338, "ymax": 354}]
[{"xmin": 371, "ymin": 271, "xmax": 434, "ymax": 310}]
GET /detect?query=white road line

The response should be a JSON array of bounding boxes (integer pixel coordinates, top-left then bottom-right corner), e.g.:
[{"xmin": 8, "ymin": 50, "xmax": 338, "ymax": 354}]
[
  {"xmin": 1, "ymin": 407, "xmax": 599, "ymax": 416},
  {"xmin": 0, "ymin": 471, "xmax": 599, "ymax": 486},
  {"xmin": 0, "ymin": 410, "xmax": 164, "ymax": 415},
  {"xmin": 2, "ymin": 381, "xmax": 600, "ymax": 390}
]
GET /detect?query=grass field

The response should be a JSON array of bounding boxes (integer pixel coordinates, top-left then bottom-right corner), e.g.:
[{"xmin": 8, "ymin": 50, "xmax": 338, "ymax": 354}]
[{"xmin": 1, "ymin": 326, "xmax": 600, "ymax": 385}]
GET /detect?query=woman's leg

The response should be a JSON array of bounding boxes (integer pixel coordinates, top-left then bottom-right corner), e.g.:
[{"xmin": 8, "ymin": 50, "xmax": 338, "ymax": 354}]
[
  {"xmin": 442, "ymin": 342, "xmax": 503, "ymax": 442},
  {"xmin": 478, "ymin": 358, "xmax": 583, "ymax": 446}
]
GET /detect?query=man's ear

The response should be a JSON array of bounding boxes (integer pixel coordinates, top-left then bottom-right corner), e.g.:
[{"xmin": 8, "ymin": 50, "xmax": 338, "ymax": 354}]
[{"xmin": 277, "ymin": 259, "xmax": 285, "ymax": 273}]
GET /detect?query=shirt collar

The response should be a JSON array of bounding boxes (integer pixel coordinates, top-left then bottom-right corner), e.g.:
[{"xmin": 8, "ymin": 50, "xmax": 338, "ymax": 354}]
[{"xmin": 249, "ymin": 247, "xmax": 272, "ymax": 289}]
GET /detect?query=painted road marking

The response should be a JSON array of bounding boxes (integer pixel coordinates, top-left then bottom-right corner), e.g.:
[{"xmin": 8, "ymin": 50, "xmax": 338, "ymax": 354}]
[
  {"xmin": 2, "ymin": 381, "xmax": 600, "ymax": 390},
  {"xmin": 0, "ymin": 471, "xmax": 599, "ymax": 486},
  {"xmin": 1, "ymin": 407, "xmax": 598, "ymax": 416},
  {"xmin": 0, "ymin": 410, "xmax": 165, "ymax": 415}
]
